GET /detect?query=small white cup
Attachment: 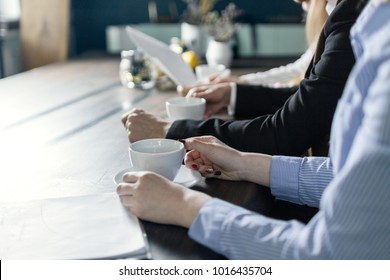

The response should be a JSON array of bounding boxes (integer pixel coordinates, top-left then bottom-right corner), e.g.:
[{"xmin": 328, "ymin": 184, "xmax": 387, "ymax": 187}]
[
  {"xmin": 128, "ymin": 138, "xmax": 185, "ymax": 181},
  {"xmin": 166, "ymin": 97, "xmax": 206, "ymax": 121},
  {"xmin": 195, "ymin": 64, "xmax": 229, "ymax": 82}
]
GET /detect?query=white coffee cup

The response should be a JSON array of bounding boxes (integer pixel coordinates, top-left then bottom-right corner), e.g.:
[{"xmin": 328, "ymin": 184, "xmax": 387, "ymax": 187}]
[
  {"xmin": 166, "ymin": 97, "xmax": 206, "ymax": 121},
  {"xmin": 195, "ymin": 64, "xmax": 230, "ymax": 82},
  {"xmin": 128, "ymin": 138, "xmax": 185, "ymax": 181}
]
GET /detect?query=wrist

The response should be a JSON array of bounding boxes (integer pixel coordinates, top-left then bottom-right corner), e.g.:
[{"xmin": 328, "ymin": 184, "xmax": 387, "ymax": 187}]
[
  {"xmin": 162, "ymin": 120, "xmax": 172, "ymax": 137},
  {"xmin": 178, "ymin": 189, "xmax": 211, "ymax": 228},
  {"xmin": 238, "ymin": 153, "xmax": 271, "ymax": 187}
]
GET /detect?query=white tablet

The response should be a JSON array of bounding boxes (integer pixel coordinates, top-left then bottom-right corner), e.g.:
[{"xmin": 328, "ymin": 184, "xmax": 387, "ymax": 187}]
[{"xmin": 126, "ymin": 26, "xmax": 197, "ymax": 86}]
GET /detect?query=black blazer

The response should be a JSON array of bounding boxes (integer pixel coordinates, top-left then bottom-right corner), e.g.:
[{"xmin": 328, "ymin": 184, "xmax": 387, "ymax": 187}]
[{"xmin": 166, "ymin": 0, "xmax": 364, "ymax": 155}]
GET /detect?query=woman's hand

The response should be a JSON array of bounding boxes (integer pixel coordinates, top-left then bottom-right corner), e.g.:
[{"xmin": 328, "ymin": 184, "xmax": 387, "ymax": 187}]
[
  {"xmin": 184, "ymin": 136, "xmax": 272, "ymax": 186},
  {"xmin": 184, "ymin": 136, "xmax": 244, "ymax": 181},
  {"xmin": 116, "ymin": 171, "xmax": 211, "ymax": 228},
  {"xmin": 186, "ymin": 83, "xmax": 232, "ymax": 118}
]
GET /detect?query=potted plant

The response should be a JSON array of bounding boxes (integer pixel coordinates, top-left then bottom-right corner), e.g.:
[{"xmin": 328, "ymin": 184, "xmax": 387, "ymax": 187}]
[
  {"xmin": 204, "ymin": 3, "xmax": 242, "ymax": 67},
  {"xmin": 180, "ymin": 0, "xmax": 216, "ymax": 57}
]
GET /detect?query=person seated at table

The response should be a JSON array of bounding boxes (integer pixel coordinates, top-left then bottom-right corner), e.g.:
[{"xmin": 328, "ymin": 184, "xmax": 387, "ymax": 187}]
[
  {"xmin": 121, "ymin": 0, "xmax": 356, "ymax": 157},
  {"xmin": 179, "ymin": 0, "xmax": 328, "ymax": 92},
  {"xmin": 181, "ymin": 0, "xmax": 329, "ymax": 117},
  {"xmin": 116, "ymin": 0, "xmax": 390, "ymax": 259}
]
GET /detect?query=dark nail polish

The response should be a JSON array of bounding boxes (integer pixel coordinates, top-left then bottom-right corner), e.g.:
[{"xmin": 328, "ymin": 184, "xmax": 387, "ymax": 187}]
[
  {"xmin": 214, "ymin": 170, "xmax": 222, "ymax": 176},
  {"xmin": 178, "ymin": 139, "xmax": 186, "ymax": 144},
  {"xmin": 191, "ymin": 164, "xmax": 199, "ymax": 170}
]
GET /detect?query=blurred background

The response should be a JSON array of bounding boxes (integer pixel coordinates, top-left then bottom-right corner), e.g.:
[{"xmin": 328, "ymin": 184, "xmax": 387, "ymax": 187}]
[{"xmin": 0, "ymin": 0, "xmax": 306, "ymax": 78}]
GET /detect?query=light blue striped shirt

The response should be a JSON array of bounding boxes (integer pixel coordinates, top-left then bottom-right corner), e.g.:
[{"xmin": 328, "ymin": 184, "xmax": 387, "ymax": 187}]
[{"xmin": 188, "ymin": 2, "xmax": 390, "ymax": 259}]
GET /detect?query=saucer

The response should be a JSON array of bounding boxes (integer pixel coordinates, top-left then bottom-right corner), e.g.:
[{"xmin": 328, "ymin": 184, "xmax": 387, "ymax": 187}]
[{"xmin": 113, "ymin": 165, "xmax": 201, "ymax": 188}]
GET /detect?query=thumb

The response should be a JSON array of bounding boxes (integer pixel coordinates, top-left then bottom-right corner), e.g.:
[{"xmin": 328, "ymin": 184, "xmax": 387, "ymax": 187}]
[{"xmin": 183, "ymin": 136, "xmax": 216, "ymax": 153}]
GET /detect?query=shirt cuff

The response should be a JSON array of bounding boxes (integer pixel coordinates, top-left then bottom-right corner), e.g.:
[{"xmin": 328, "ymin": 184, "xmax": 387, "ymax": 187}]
[
  {"xmin": 188, "ymin": 198, "xmax": 236, "ymax": 254},
  {"xmin": 227, "ymin": 82, "xmax": 237, "ymax": 116},
  {"xmin": 270, "ymin": 156, "xmax": 302, "ymax": 205}
]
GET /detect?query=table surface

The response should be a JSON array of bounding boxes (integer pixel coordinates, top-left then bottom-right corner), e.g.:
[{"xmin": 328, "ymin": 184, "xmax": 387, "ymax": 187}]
[{"xmin": 0, "ymin": 57, "xmax": 317, "ymax": 259}]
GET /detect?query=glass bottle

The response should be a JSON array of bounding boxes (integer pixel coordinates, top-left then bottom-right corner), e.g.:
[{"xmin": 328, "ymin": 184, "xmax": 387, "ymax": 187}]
[{"xmin": 119, "ymin": 49, "xmax": 157, "ymax": 90}]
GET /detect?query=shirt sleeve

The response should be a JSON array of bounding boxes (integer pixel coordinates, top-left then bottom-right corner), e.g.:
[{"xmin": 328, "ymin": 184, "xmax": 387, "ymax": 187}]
[
  {"xmin": 240, "ymin": 47, "xmax": 314, "ymax": 87},
  {"xmin": 189, "ymin": 137, "xmax": 390, "ymax": 260},
  {"xmin": 187, "ymin": 157, "xmax": 335, "ymax": 259},
  {"xmin": 188, "ymin": 198, "xmax": 310, "ymax": 259},
  {"xmin": 270, "ymin": 156, "xmax": 334, "ymax": 208},
  {"xmin": 227, "ymin": 82, "xmax": 237, "ymax": 116},
  {"xmin": 188, "ymin": 8, "xmax": 390, "ymax": 259}
]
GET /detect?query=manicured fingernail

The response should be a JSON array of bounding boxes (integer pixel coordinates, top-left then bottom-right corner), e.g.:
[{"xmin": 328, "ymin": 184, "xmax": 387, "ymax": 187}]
[
  {"xmin": 213, "ymin": 170, "xmax": 221, "ymax": 176},
  {"xmin": 191, "ymin": 164, "xmax": 199, "ymax": 170},
  {"xmin": 205, "ymin": 168, "xmax": 214, "ymax": 173}
]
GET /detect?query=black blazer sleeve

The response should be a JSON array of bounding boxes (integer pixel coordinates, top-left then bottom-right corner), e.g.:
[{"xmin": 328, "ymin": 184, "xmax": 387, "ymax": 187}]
[
  {"xmin": 166, "ymin": 0, "xmax": 362, "ymax": 155},
  {"xmin": 234, "ymin": 85, "xmax": 298, "ymax": 118}
]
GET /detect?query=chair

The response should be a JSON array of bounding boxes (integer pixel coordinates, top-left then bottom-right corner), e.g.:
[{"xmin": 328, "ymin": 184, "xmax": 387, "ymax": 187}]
[{"xmin": 20, "ymin": 0, "xmax": 70, "ymax": 70}]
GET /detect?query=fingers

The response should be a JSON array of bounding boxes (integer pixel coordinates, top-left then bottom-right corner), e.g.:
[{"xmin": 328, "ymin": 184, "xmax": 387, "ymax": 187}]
[
  {"xmin": 177, "ymin": 85, "xmax": 190, "ymax": 96},
  {"xmin": 200, "ymin": 167, "xmax": 222, "ymax": 177},
  {"xmin": 121, "ymin": 108, "xmax": 145, "ymax": 126},
  {"xmin": 185, "ymin": 149, "xmax": 210, "ymax": 170},
  {"xmin": 186, "ymin": 84, "xmax": 212, "ymax": 98},
  {"xmin": 116, "ymin": 182, "xmax": 134, "ymax": 200},
  {"xmin": 185, "ymin": 159, "xmax": 222, "ymax": 179},
  {"xmin": 118, "ymin": 193, "xmax": 133, "ymax": 208},
  {"xmin": 184, "ymin": 149, "xmax": 220, "ymax": 173},
  {"xmin": 188, "ymin": 161, "xmax": 221, "ymax": 176},
  {"xmin": 186, "ymin": 87, "xmax": 201, "ymax": 98},
  {"xmin": 183, "ymin": 137, "xmax": 222, "ymax": 175},
  {"xmin": 116, "ymin": 170, "xmax": 146, "ymax": 190},
  {"xmin": 121, "ymin": 112, "xmax": 129, "ymax": 126},
  {"xmin": 116, "ymin": 172, "xmax": 139, "ymax": 195},
  {"xmin": 184, "ymin": 136, "xmax": 218, "ymax": 151},
  {"xmin": 132, "ymin": 108, "xmax": 145, "ymax": 114},
  {"xmin": 178, "ymin": 82, "xmax": 206, "ymax": 97},
  {"xmin": 116, "ymin": 172, "xmax": 149, "ymax": 209},
  {"xmin": 122, "ymin": 113, "xmax": 170, "ymax": 143},
  {"xmin": 122, "ymin": 172, "xmax": 140, "ymax": 183},
  {"xmin": 182, "ymin": 136, "xmax": 227, "ymax": 178},
  {"xmin": 209, "ymin": 75, "xmax": 227, "ymax": 84}
]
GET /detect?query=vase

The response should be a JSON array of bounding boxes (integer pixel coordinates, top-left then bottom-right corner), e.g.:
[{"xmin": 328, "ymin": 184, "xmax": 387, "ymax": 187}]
[
  {"xmin": 205, "ymin": 39, "xmax": 233, "ymax": 67},
  {"xmin": 180, "ymin": 22, "xmax": 206, "ymax": 58}
]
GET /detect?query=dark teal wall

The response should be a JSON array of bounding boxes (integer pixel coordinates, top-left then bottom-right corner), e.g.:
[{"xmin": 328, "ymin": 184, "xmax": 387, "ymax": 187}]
[{"xmin": 71, "ymin": 0, "xmax": 303, "ymax": 55}]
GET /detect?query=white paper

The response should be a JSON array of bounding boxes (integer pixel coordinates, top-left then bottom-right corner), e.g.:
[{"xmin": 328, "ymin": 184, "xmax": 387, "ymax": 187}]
[
  {"xmin": 0, "ymin": 192, "xmax": 150, "ymax": 259},
  {"xmin": 126, "ymin": 26, "xmax": 198, "ymax": 86}
]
